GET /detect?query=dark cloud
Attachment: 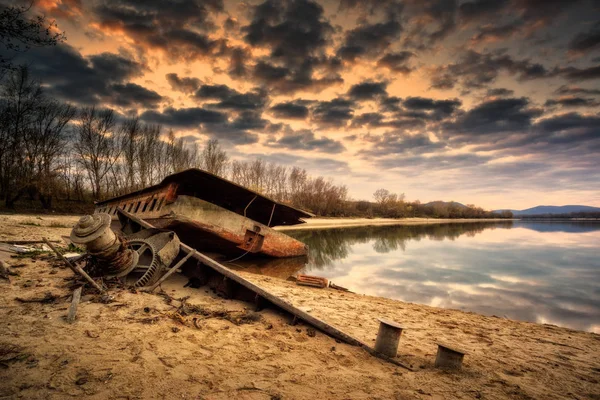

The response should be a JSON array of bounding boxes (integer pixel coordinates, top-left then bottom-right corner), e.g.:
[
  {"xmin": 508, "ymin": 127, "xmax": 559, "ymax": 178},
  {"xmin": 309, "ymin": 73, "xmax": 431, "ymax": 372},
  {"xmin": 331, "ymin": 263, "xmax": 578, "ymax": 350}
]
[
  {"xmin": 350, "ymin": 113, "xmax": 426, "ymax": 130},
  {"xmin": 379, "ymin": 96, "xmax": 403, "ymax": 113},
  {"xmin": 93, "ymin": 0, "xmax": 225, "ymax": 61},
  {"xmin": 347, "ymin": 81, "xmax": 388, "ymax": 100},
  {"xmin": 194, "ymin": 85, "xmax": 268, "ymax": 111},
  {"xmin": 430, "ymin": 50, "xmax": 549, "ymax": 90},
  {"xmin": 242, "ymin": 0, "xmax": 342, "ymax": 93},
  {"xmin": 545, "ymin": 97, "xmax": 599, "ymax": 108},
  {"xmin": 536, "ymin": 112, "xmax": 600, "ymax": 135},
  {"xmin": 374, "ymin": 153, "xmax": 491, "ymax": 172},
  {"xmin": 266, "ymin": 128, "xmax": 345, "ymax": 153},
  {"xmin": 403, "ymin": 97, "xmax": 461, "ymax": 117},
  {"xmin": 243, "ymin": 0, "xmax": 332, "ymax": 64},
  {"xmin": 444, "ymin": 97, "xmax": 542, "ymax": 137},
  {"xmin": 337, "ymin": 0, "xmax": 404, "ymax": 16},
  {"xmin": 89, "ymin": 52, "xmax": 142, "ymax": 81},
  {"xmin": 469, "ymin": 20, "xmax": 524, "ymax": 44},
  {"xmin": 514, "ymin": 0, "xmax": 588, "ymax": 27},
  {"xmin": 165, "ymin": 73, "xmax": 201, "ymax": 94},
  {"xmin": 269, "ymin": 100, "xmax": 311, "ymax": 119},
  {"xmin": 311, "ymin": 98, "xmax": 355, "ymax": 127},
  {"xmin": 140, "ymin": 106, "xmax": 263, "ymax": 145},
  {"xmin": 7, "ymin": 43, "xmax": 164, "ymax": 108},
  {"xmin": 569, "ymin": 23, "xmax": 600, "ymax": 55},
  {"xmin": 229, "ymin": 111, "xmax": 269, "ymax": 131},
  {"xmin": 227, "ymin": 46, "xmax": 249, "ymax": 77},
  {"xmin": 251, "ymin": 59, "xmax": 343, "ymax": 94},
  {"xmin": 486, "ymin": 88, "xmax": 515, "ymax": 97},
  {"xmin": 459, "ymin": 0, "xmax": 510, "ymax": 22},
  {"xmin": 402, "ymin": 0, "xmax": 458, "ymax": 49},
  {"xmin": 557, "ymin": 65, "xmax": 600, "ymax": 81},
  {"xmin": 337, "ymin": 19, "xmax": 402, "ymax": 62},
  {"xmin": 194, "ymin": 84, "xmax": 237, "ymax": 100},
  {"xmin": 554, "ymin": 85, "xmax": 600, "ymax": 96},
  {"xmin": 360, "ymin": 132, "xmax": 446, "ymax": 157},
  {"xmin": 140, "ymin": 107, "xmax": 227, "ymax": 127},
  {"xmin": 110, "ymin": 83, "xmax": 163, "ymax": 108},
  {"xmin": 376, "ymin": 51, "xmax": 415, "ymax": 73}
]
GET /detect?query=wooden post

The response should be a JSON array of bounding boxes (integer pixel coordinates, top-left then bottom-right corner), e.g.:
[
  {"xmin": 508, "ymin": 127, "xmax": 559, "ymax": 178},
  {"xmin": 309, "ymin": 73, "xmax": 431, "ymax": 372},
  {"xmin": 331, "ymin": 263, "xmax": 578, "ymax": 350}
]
[{"xmin": 66, "ymin": 286, "xmax": 83, "ymax": 323}]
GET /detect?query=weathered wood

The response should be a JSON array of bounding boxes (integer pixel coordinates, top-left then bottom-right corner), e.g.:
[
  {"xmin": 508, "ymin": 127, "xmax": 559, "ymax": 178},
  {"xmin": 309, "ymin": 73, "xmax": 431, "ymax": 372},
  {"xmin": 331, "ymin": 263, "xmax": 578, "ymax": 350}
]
[
  {"xmin": 43, "ymin": 238, "xmax": 105, "ymax": 294},
  {"xmin": 296, "ymin": 274, "xmax": 329, "ymax": 288},
  {"xmin": 117, "ymin": 209, "xmax": 413, "ymax": 371},
  {"xmin": 67, "ymin": 286, "xmax": 83, "ymax": 323},
  {"xmin": 0, "ymin": 240, "xmax": 61, "ymax": 245}
]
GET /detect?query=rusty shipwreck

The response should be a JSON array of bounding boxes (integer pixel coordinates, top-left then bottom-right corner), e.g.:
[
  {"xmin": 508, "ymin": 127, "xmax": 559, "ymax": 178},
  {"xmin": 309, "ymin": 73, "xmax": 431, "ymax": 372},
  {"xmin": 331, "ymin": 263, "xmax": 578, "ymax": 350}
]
[{"xmin": 93, "ymin": 169, "xmax": 312, "ymax": 258}]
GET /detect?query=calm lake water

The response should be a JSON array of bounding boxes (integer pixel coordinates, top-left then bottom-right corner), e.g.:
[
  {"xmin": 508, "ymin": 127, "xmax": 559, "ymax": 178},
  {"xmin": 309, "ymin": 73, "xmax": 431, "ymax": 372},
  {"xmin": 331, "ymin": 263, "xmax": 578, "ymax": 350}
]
[{"xmin": 237, "ymin": 221, "xmax": 600, "ymax": 333}]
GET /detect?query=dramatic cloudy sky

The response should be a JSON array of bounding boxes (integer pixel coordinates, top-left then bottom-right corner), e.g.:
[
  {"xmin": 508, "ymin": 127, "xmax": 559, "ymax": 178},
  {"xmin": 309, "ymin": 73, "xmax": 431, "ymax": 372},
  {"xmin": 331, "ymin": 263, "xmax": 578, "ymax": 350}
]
[{"xmin": 7, "ymin": 0, "xmax": 600, "ymax": 209}]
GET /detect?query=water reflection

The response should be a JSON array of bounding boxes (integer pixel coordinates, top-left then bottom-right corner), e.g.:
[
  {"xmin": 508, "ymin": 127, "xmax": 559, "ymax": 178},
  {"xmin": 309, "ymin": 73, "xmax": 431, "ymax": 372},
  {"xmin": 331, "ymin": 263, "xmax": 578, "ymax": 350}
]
[
  {"xmin": 235, "ymin": 221, "xmax": 600, "ymax": 333},
  {"xmin": 289, "ymin": 222, "xmax": 514, "ymax": 269}
]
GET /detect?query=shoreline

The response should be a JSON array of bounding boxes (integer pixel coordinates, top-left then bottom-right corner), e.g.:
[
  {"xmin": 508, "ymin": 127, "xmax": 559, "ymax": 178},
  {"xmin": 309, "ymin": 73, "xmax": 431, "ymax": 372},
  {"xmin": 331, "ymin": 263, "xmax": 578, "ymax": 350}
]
[
  {"xmin": 0, "ymin": 214, "xmax": 598, "ymax": 398},
  {"xmin": 276, "ymin": 217, "xmax": 515, "ymax": 231},
  {"xmin": 1, "ymin": 254, "xmax": 598, "ymax": 399}
]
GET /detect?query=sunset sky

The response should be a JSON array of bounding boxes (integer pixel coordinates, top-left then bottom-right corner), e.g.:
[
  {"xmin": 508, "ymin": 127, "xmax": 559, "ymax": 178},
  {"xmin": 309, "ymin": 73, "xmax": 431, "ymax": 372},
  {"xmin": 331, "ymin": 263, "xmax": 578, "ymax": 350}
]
[{"xmin": 6, "ymin": 0, "xmax": 600, "ymax": 210}]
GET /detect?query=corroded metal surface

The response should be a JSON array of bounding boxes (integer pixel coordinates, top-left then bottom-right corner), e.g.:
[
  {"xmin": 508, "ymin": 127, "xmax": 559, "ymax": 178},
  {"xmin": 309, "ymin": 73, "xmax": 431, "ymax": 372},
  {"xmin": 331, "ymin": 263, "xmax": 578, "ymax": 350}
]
[
  {"xmin": 93, "ymin": 170, "xmax": 310, "ymax": 258},
  {"xmin": 71, "ymin": 213, "xmax": 138, "ymax": 276}
]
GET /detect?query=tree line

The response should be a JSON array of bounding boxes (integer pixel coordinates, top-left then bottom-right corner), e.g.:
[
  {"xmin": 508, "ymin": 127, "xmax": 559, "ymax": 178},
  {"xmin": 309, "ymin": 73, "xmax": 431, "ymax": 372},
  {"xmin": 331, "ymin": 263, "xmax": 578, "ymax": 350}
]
[{"xmin": 0, "ymin": 66, "xmax": 512, "ymax": 219}]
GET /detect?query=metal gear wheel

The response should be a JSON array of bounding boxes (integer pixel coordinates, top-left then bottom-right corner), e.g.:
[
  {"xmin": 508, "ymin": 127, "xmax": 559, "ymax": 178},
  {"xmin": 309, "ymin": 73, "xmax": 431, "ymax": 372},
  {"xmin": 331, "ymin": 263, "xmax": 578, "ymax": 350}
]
[{"xmin": 127, "ymin": 239, "xmax": 164, "ymax": 287}]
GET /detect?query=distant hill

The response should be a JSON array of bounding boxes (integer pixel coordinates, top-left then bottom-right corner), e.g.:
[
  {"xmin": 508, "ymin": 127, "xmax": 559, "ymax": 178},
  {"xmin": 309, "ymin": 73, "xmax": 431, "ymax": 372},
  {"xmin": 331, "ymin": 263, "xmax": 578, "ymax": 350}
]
[
  {"xmin": 425, "ymin": 201, "xmax": 468, "ymax": 209},
  {"xmin": 493, "ymin": 205, "xmax": 600, "ymax": 216}
]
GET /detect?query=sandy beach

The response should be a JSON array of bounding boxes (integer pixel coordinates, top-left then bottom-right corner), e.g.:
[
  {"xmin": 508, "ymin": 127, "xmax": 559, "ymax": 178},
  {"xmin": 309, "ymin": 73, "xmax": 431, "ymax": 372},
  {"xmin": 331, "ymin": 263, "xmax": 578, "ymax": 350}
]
[{"xmin": 0, "ymin": 214, "xmax": 599, "ymax": 399}]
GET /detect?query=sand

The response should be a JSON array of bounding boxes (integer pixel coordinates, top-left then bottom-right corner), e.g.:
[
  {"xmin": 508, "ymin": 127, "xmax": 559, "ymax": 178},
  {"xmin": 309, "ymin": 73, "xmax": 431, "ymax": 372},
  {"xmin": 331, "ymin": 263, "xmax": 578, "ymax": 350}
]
[{"xmin": 0, "ymin": 215, "xmax": 599, "ymax": 399}]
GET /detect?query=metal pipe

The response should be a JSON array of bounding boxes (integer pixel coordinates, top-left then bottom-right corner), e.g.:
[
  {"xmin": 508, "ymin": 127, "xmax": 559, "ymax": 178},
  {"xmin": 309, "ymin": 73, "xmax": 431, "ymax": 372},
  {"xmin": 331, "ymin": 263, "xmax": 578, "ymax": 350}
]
[
  {"xmin": 374, "ymin": 318, "xmax": 404, "ymax": 357},
  {"xmin": 434, "ymin": 342, "xmax": 466, "ymax": 369}
]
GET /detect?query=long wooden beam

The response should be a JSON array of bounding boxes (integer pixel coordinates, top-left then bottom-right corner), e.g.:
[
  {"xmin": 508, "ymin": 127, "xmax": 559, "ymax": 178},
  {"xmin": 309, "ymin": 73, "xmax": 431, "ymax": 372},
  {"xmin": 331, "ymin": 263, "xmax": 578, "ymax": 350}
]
[{"xmin": 116, "ymin": 209, "xmax": 412, "ymax": 370}]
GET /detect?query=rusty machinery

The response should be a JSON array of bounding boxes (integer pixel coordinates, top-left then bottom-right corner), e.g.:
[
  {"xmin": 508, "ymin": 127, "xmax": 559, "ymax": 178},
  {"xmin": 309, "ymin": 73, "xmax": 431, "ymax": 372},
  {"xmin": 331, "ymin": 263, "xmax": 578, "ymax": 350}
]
[{"xmin": 70, "ymin": 213, "xmax": 181, "ymax": 287}]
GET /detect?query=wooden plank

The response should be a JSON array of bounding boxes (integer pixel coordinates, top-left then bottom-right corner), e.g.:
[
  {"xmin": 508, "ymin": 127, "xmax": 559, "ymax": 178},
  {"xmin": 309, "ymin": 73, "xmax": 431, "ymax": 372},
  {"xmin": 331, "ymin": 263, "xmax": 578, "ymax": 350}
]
[
  {"xmin": 116, "ymin": 208, "xmax": 413, "ymax": 371},
  {"xmin": 296, "ymin": 274, "xmax": 329, "ymax": 288},
  {"xmin": 66, "ymin": 286, "xmax": 83, "ymax": 323},
  {"xmin": 43, "ymin": 238, "xmax": 106, "ymax": 294}
]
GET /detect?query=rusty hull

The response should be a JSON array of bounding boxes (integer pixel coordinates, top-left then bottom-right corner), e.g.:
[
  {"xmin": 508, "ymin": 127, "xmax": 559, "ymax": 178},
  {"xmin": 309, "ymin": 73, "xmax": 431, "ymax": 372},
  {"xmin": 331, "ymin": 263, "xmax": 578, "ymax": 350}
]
[{"xmin": 94, "ymin": 170, "xmax": 310, "ymax": 258}]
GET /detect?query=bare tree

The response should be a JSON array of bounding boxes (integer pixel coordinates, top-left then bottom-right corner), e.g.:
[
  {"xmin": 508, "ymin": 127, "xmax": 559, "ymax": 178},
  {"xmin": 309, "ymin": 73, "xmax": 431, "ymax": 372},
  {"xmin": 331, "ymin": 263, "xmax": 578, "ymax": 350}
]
[
  {"xmin": 120, "ymin": 117, "xmax": 141, "ymax": 191},
  {"xmin": 0, "ymin": 2, "xmax": 65, "ymax": 75},
  {"xmin": 200, "ymin": 139, "xmax": 228, "ymax": 176},
  {"xmin": 73, "ymin": 106, "xmax": 121, "ymax": 200},
  {"xmin": 26, "ymin": 99, "xmax": 75, "ymax": 208},
  {"xmin": 0, "ymin": 66, "xmax": 43, "ymax": 207}
]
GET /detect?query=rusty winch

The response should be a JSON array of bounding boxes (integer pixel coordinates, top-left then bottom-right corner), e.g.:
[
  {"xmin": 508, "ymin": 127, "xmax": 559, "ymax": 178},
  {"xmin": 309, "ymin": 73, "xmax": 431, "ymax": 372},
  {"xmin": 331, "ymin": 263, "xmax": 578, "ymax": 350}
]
[{"xmin": 70, "ymin": 213, "xmax": 180, "ymax": 287}]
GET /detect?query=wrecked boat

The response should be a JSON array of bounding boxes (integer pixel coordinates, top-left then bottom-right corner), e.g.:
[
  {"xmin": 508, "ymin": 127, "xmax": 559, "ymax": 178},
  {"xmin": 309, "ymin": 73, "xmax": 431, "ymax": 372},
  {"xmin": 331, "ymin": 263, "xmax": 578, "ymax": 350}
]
[{"xmin": 93, "ymin": 169, "xmax": 312, "ymax": 258}]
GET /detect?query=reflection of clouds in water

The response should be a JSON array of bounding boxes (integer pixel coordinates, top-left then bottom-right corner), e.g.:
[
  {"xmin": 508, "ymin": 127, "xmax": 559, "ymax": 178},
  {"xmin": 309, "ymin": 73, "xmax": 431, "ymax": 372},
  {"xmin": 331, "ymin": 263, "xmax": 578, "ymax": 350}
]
[{"xmin": 290, "ymin": 222, "xmax": 600, "ymax": 332}]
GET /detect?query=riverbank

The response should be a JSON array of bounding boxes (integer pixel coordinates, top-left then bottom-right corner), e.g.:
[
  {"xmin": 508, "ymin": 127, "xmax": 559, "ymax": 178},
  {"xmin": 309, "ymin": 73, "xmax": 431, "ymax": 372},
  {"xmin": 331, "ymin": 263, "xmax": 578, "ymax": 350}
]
[
  {"xmin": 0, "ymin": 217, "xmax": 599, "ymax": 399},
  {"xmin": 1, "ymin": 253, "xmax": 598, "ymax": 399},
  {"xmin": 276, "ymin": 217, "xmax": 514, "ymax": 231}
]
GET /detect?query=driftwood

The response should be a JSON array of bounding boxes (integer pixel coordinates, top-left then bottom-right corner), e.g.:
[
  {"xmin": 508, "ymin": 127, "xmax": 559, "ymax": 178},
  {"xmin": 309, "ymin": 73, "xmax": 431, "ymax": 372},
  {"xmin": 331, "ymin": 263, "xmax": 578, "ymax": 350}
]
[
  {"xmin": 43, "ymin": 238, "xmax": 105, "ymax": 294},
  {"xmin": 0, "ymin": 240, "xmax": 61, "ymax": 245},
  {"xmin": 66, "ymin": 286, "xmax": 83, "ymax": 323},
  {"xmin": 15, "ymin": 292, "xmax": 60, "ymax": 303}
]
